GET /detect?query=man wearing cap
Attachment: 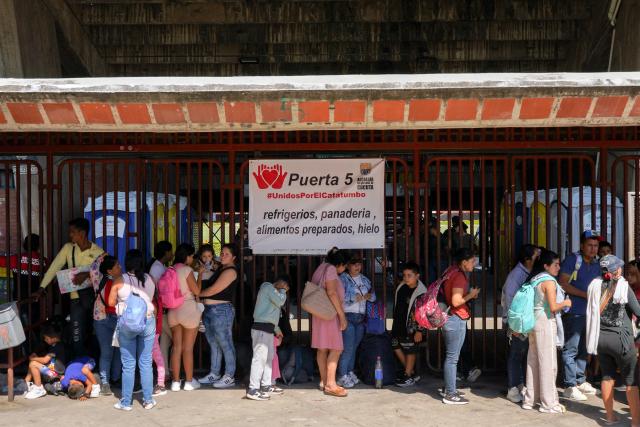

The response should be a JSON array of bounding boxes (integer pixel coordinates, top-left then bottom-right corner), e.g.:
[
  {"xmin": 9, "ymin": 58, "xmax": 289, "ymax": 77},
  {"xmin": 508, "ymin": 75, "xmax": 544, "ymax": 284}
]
[
  {"xmin": 585, "ymin": 254, "xmax": 640, "ymax": 426},
  {"xmin": 558, "ymin": 230, "xmax": 601, "ymax": 401}
]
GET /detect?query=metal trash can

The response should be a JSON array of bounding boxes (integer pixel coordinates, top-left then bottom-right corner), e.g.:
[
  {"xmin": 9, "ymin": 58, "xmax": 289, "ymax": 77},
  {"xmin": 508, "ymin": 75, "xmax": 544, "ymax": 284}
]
[{"xmin": 0, "ymin": 302, "xmax": 26, "ymax": 351}]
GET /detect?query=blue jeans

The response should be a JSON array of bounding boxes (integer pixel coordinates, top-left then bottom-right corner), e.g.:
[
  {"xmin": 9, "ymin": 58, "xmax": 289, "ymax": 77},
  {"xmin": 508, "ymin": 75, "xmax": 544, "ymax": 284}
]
[
  {"xmin": 507, "ymin": 333, "xmax": 529, "ymax": 388},
  {"xmin": 203, "ymin": 303, "xmax": 236, "ymax": 377},
  {"xmin": 442, "ymin": 315, "xmax": 467, "ymax": 395},
  {"xmin": 562, "ymin": 314, "xmax": 587, "ymax": 387},
  {"xmin": 119, "ymin": 317, "xmax": 156, "ymax": 407},
  {"xmin": 94, "ymin": 314, "xmax": 122, "ymax": 384},
  {"xmin": 338, "ymin": 313, "xmax": 366, "ymax": 378}
]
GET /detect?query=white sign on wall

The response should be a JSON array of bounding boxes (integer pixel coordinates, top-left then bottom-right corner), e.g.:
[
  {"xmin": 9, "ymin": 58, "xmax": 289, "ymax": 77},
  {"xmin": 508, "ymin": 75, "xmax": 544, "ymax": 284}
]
[{"xmin": 248, "ymin": 158, "xmax": 385, "ymax": 255}]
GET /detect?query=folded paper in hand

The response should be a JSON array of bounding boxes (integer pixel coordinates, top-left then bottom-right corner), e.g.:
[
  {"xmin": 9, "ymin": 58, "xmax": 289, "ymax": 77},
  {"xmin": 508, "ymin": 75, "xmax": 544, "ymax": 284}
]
[{"xmin": 56, "ymin": 266, "xmax": 92, "ymax": 294}]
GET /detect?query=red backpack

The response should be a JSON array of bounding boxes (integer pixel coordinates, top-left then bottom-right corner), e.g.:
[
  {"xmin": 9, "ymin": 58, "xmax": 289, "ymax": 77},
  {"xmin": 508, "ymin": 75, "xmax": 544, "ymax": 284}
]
[
  {"xmin": 156, "ymin": 263, "xmax": 185, "ymax": 309},
  {"xmin": 414, "ymin": 266, "xmax": 456, "ymax": 330}
]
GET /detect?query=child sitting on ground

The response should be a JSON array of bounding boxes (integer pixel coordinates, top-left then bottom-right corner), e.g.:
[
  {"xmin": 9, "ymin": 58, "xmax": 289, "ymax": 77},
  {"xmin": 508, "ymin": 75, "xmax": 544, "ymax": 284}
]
[
  {"xmin": 24, "ymin": 325, "xmax": 66, "ymax": 399},
  {"xmin": 59, "ymin": 356, "xmax": 99, "ymax": 401},
  {"xmin": 246, "ymin": 274, "xmax": 290, "ymax": 401}
]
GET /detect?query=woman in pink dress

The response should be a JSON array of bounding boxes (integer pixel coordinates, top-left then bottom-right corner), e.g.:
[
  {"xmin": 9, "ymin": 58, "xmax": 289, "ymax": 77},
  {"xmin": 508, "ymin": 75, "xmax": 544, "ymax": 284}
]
[{"xmin": 311, "ymin": 247, "xmax": 350, "ymax": 397}]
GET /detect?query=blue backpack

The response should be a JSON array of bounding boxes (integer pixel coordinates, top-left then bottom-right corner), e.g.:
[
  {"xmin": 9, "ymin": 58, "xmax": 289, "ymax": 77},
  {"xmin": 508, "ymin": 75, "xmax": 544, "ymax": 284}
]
[
  {"xmin": 507, "ymin": 274, "xmax": 550, "ymax": 334},
  {"xmin": 118, "ymin": 289, "xmax": 148, "ymax": 335}
]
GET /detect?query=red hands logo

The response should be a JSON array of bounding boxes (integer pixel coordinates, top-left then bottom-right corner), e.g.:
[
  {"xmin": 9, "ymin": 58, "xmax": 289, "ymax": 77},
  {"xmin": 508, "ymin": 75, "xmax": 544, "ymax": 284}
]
[{"xmin": 253, "ymin": 164, "xmax": 288, "ymax": 189}]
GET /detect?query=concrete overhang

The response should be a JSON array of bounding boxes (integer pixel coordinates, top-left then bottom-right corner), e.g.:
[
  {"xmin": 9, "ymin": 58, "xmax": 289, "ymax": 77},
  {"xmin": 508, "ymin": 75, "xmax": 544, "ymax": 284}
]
[{"xmin": 1, "ymin": 73, "xmax": 639, "ymax": 132}]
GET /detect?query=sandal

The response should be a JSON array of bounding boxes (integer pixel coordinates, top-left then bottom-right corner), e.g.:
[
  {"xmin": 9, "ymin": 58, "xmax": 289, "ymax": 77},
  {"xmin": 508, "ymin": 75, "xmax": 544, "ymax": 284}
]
[{"xmin": 323, "ymin": 385, "xmax": 347, "ymax": 397}]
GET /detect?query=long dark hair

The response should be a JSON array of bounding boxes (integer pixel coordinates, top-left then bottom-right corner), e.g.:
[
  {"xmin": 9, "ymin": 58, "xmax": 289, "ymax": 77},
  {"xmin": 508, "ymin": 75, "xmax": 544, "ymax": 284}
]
[
  {"xmin": 326, "ymin": 247, "xmax": 350, "ymax": 267},
  {"xmin": 526, "ymin": 249, "xmax": 559, "ymax": 282},
  {"xmin": 125, "ymin": 249, "xmax": 145, "ymax": 284}
]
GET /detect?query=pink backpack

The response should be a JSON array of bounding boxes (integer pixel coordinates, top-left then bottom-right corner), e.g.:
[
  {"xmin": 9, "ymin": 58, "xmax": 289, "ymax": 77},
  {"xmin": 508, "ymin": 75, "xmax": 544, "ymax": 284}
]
[
  {"xmin": 414, "ymin": 266, "xmax": 456, "ymax": 330},
  {"xmin": 156, "ymin": 263, "xmax": 184, "ymax": 309}
]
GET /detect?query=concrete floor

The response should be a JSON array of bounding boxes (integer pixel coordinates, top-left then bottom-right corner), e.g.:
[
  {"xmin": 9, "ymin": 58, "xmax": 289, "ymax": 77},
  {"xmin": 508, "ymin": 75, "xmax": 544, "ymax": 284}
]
[{"xmin": 0, "ymin": 375, "xmax": 632, "ymax": 427}]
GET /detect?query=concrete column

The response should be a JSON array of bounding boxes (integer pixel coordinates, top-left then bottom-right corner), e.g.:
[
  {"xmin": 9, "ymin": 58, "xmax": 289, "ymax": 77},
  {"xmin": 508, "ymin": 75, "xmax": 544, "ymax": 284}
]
[
  {"xmin": 0, "ymin": 0, "xmax": 61, "ymax": 78},
  {"xmin": 0, "ymin": 0, "xmax": 23, "ymax": 77},
  {"xmin": 610, "ymin": 0, "xmax": 640, "ymax": 71}
]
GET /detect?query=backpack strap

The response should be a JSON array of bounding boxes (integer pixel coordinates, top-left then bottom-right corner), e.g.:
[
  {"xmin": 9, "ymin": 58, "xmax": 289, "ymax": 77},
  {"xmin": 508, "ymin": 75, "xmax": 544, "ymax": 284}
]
[{"xmin": 569, "ymin": 252, "xmax": 582, "ymax": 283}]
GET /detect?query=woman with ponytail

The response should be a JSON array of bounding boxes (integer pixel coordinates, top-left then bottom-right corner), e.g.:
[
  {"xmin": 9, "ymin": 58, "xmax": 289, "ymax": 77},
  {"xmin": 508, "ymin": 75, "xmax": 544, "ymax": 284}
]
[
  {"xmin": 586, "ymin": 255, "xmax": 640, "ymax": 426},
  {"xmin": 108, "ymin": 249, "xmax": 157, "ymax": 411},
  {"xmin": 92, "ymin": 255, "xmax": 122, "ymax": 395}
]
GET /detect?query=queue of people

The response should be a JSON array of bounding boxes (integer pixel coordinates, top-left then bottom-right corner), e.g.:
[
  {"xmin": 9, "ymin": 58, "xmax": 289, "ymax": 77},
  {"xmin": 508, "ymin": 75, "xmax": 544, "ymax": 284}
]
[
  {"xmin": 18, "ymin": 216, "xmax": 640, "ymax": 423},
  {"xmin": 502, "ymin": 230, "xmax": 640, "ymax": 424}
]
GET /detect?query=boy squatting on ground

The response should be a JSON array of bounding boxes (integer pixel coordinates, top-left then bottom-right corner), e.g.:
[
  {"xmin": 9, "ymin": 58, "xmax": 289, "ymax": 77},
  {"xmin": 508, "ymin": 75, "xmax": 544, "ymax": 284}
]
[
  {"xmin": 57, "ymin": 356, "xmax": 99, "ymax": 401},
  {"xmin": 246, "ymin": 275, "xmax": 290, "ymax": 401},
  {"xmin": 24, "ymin": 326, "xmax": 67, "ymax": 399}
]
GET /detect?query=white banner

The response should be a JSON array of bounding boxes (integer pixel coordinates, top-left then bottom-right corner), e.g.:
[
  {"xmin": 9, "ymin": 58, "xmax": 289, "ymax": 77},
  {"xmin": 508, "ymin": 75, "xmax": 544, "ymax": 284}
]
[{"xmin": 248, "ymin": 158, "xmax": 385, "ymax": 255}]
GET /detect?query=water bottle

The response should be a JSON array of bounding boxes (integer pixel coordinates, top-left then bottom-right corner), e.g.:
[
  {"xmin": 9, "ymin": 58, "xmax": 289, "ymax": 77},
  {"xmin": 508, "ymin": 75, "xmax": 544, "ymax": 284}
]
[
  {"xmin": 563, "ymin": 295, "xmax": 571, "ymax": 313},
  {"xmin": 375, "ymin": 356, "xmax": 383, "ymax": 389}
]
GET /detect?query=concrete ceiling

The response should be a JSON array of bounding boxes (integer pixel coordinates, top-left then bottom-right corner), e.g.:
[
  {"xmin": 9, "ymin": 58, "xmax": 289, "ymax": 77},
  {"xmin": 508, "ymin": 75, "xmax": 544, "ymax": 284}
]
[{"xmin": 64, "ymin": 0, "xmax": 604, "ymax": 76}]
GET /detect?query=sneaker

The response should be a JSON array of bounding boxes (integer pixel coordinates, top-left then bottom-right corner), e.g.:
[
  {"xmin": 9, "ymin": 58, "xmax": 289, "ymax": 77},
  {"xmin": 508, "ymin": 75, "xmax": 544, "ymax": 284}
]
[
  {"xmin": 261, "ymin": 385, "xmax": 284, "ymax": 395},
  {"xmin": 152, "ymin": 385, "xmax": 167, "ymax": 396},
  {"xmin": 395, "ymin": 374, "xmax": 416, "ymax": 388},
  {"xmin": 143, "ymin": 399, "xmax": 157, "ymax": 410},
  {"xmin": 246, "ymin": 388, "xmax": 269, "ymax": 401},
  {"xmin": 90, "ymin": 384, "xmax": 101, "ymax": 398},
  {"xmin": 412, "ymin": 374, "xmax": 421, "ymax": 383},
  {"xmin": 114, "ymin": 401, "xmax": 133, "ymax": 411},
  {"xmin": 99, "ymin": 383, "xmax": 113, "ymax": 396},
  {"xmin": 507, "ymin": 386, "xmax": 523, "ymax": 403},
  {"xmin": 438, "ymin": 388, "xmax": 466, "ymax": 398},
  {"xmin": 539, "ymin": 404, "xmax": 566, "ymax": 414},
  {"xmin": 442, "ymin": 392, "xmax": 469, "ymax": 405},
  {"xmin": 577, "ymin": 382, "xmax": 597, "ymax": 395},
  {"xmin": 467, "ymin": 368, "xmax": 482, "ymax": 383},
  {"xmin": 348, "ymin": 371, "xmax": 360, "ymax": 385},
  {"xmin": 44, "ymin": 383, "xmax": 60, "ymax": 396},
  {"xmin": 183, "ymin": 379, "xmax": 201, "ymax": 391},
  {"xmin": 25, "ymin": 385, "xmax": 46, "ymax": 399},
  {"xmin": 24, "ymin": 381, "xmax": 34, "ymax": 395},
  {"xmin": 337, "ymin": 374, "xmax": 355, "ymax": 389},
  {"xmin": 198, "ymin": 372, "xmax": 221, "ymax": 385},
  {"xmin": 213, "ymin": 374, "xmax": 235, "ymax": 389},
  {"xmin": 133, "ymin": 385, "xmax": 142, "ymax": 394},
  {"xmin": 170, "ymin": 380, "xmax": 182, "ymax": 392},
  {"xmin": 563, "ymin": 386, "xmax": 587, "ymax": 401}
]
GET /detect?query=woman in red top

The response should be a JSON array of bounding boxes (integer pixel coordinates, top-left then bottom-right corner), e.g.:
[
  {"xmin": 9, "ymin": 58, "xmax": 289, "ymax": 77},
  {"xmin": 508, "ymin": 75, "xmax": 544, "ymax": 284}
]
[
  {"xmin": 93, "ymin": 255, "xmax": 122, "ymax": 396},
  {"xmin": 441, "ymin": 248, "xmax": 480, "ymax": 405}
]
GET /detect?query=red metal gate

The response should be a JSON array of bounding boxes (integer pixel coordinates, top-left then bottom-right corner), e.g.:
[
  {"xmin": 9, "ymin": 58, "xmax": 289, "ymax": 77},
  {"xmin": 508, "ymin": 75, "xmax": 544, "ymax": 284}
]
[{"xmin": 1, "ymin": 144, "xmax": 638, "ymax": 375}]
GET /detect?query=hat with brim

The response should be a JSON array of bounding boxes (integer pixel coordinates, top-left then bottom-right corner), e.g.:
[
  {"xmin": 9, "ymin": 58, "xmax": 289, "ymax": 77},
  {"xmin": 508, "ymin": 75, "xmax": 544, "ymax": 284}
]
[{"xmin": 600, "ymin": 254, "xmax": 624, "ymax": 273}]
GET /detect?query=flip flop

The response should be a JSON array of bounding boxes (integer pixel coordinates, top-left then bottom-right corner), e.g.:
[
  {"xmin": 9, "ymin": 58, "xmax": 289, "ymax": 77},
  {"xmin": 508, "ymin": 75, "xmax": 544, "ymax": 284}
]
[
  {"xmin": 323, "ymin": 386, "xmax": 347, "ymax": 397},
  {"xmin": 599, "ymin": 417, "xmax": 622, "ymax": 426}
]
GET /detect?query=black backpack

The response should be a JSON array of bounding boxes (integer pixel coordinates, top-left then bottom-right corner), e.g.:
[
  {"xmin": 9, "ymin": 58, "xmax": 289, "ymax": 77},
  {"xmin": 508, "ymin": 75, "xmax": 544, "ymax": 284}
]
[{"xmin": 358, "ymin": 332, "xmax": 397, "ymax": 386}]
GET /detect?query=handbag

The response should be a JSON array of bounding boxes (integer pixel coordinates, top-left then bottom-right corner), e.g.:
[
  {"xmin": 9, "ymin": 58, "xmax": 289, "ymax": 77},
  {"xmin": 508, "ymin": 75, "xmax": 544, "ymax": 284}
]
[{"xmin": 301, "ymin": 265, "xmax": 337, "ymax": 321}]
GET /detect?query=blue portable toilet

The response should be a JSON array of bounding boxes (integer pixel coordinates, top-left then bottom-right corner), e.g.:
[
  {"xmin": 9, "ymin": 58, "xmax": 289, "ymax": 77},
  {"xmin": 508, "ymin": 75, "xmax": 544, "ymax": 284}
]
[
  {"xmin": 84, "ymin": 192, "xmax": 140, "ymax": 267},
  {"xmin": 84, "ymin": 191, "xmax": 190, "ymax": 267}
]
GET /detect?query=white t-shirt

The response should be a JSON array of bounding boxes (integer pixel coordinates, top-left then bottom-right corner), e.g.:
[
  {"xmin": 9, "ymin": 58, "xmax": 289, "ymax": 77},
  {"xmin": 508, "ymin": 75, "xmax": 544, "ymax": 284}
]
[
  {"xmin": 149, "ymin": 260, "xmax": 166, "ymax": 283},
  {"xmin": 116, "ymin": 272, "xmax": 156, "ymax": 317}
]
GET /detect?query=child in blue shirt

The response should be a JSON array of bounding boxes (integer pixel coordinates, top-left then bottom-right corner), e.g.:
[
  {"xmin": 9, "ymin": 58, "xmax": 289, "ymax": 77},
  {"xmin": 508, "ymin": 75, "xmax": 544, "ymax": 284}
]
[{"xmin": 59, "ymin": 357, "xmax": 98, "ymax": 401}]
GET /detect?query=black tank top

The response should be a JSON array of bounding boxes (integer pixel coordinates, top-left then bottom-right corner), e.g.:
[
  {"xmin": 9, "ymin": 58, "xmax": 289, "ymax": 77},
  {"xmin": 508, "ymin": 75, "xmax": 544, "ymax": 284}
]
[{"xmin": 202, "ymin": 265, "xmax": 238, "ymax": 302}]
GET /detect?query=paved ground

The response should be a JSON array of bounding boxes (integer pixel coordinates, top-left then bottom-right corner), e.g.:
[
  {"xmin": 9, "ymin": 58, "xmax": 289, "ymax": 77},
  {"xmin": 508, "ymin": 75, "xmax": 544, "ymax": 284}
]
[{"xmin": 0, "ymin": 375, "xmax": 632, "ymax": 427}]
